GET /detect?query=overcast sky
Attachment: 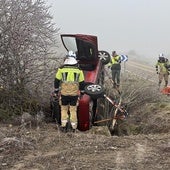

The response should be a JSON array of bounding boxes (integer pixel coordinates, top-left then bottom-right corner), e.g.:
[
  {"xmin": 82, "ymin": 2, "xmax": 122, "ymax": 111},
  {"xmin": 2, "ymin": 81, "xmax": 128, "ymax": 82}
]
[{"xmin": 46, "ymin": 0, "xmax": 170, "ymax": 59}]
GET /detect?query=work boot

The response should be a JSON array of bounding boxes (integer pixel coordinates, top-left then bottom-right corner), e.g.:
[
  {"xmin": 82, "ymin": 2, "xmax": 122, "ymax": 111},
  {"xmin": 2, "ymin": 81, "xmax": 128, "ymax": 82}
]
[
  {"xmin": 69, "ymin": 105, "xmax": 78, "ymax": 130},
  {"xmin": 65, "ymin": 120, "xmax": 74, "ymax": 132},
  {"xmin": 59, "ymin": 126, "xmax": 67, "ymax": 133}
]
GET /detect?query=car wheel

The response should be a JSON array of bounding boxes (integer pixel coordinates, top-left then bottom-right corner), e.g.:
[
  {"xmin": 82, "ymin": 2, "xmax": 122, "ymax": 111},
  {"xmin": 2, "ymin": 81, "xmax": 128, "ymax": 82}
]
[
  {"xmin": 98, "ymin": 50, "xmax": 111, "ymax": 65},
  {"xmin": 84, "ymin": 84, "xmax": 105, "ymax": 99}
]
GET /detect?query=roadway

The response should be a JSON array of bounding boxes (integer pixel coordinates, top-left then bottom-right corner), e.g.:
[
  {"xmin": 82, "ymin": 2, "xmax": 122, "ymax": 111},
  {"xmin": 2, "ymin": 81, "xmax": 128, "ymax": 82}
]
[{"xmin": 122, "ymin": 60, "xmax": 158, "ymax": 83}]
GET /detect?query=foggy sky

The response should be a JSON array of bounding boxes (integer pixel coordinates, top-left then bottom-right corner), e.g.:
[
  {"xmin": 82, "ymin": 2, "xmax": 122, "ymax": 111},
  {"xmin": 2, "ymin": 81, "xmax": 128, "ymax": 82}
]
[{"xmin": 46, "ymin": 0, "xmax": 170, "ymax": 59}]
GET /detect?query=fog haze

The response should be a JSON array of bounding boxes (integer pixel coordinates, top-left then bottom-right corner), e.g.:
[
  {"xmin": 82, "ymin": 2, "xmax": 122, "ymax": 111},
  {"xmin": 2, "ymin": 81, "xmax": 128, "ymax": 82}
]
[{"xmin": 46, "ymin": 0, "xmax": 170, "ymax": 61}]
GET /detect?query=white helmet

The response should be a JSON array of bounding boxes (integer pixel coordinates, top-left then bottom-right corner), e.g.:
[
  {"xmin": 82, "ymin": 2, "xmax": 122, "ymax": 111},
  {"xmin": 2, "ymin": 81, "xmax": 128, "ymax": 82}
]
[
  {"xmin": 64, "ymin": 57, "xmax": 77, "ymax": 65},
  {"xmin": 67, "ymin": 51, "xmax": 76, "ymax": 58},
  {"xmin": 159, "ymin": 53, "xmax": 164, "ymax": 57}
]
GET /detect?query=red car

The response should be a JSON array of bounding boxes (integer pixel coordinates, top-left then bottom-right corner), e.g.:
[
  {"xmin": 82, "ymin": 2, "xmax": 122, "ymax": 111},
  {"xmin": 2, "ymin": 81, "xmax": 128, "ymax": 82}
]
[{"xmin": 51, "ymin": 34, "xmax": 110, "ymax": 131}]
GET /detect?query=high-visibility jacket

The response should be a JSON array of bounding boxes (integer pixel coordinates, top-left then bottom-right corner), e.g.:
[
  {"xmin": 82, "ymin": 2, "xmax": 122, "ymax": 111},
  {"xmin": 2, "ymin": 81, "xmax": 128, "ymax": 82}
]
[
  {"xmin": 56, "ymin": 66, "xmax": 84, "ymax": 82},
  {"xmin": 108, "ymin": 55, "xmax": 121, "ymax": 70},
  {"xmin": 155, "ymin": 62, "xmax": 169, "ymax": 74},
  {"xmin": 54, "ymin": 66, "xmax": 85, "ymax": 95}
]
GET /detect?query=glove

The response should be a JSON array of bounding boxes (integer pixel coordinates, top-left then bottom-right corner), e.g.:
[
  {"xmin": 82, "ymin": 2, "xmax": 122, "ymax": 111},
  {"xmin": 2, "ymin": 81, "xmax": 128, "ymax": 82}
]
[
  {"xmin": 79, "ymin": 90, "xmax": 85, "ymax": 98},
  {"xmin": 80, "ymin": 90, "xmax": 85, "ymax": 95},
  {"xmin": 54, "ymin": 88, "xmax": 59, "ymax": 94}
]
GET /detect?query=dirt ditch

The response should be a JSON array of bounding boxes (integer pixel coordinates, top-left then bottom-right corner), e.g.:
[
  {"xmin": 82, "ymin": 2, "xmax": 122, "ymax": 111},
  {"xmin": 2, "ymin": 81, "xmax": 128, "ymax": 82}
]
[{"xmin": 0, "ymin": 73, "xmax": 170, "ymax": 170}]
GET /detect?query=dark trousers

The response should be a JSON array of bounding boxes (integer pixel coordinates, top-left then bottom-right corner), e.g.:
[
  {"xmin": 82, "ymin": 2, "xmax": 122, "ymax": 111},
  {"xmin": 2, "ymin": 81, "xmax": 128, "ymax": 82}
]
[
  {"xmin": 111, "ymin": 69, "xmax": 120, "ymax": 85},
  {"xmin": 61, "ymin": 95, "xmax": 78, "ymax": 106}
]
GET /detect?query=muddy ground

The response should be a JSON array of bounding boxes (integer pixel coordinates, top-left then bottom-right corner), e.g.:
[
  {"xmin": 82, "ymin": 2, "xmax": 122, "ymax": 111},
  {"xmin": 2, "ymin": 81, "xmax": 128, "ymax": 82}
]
[
  {"xmin": 0, "ymin": 63, "xmax": 170, "ymax": 170},
  {"xmin": 0, "ymin": 95, "xmax": 170, "ymax": 170},
  {"xmin": 0, "ymin": 124, "xmax": 170, "ymax": 170}
]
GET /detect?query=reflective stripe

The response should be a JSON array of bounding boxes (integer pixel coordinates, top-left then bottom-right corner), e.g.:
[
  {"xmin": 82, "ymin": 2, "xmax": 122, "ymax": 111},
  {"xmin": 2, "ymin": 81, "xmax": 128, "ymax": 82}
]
[
  {"xmin": 74, "ymin": 73, "xmax": 80, "ymax": 82},
  {"xmin": 61, "ymin": 72, "xmax": 67, "ymax": 81},
  {"xmin": 61, "ymin": 120, "xmax": 67, "ymax": 127},
  {"xmin": 71, "ymin": 122, "xmax": 77, "ymax": 129},
  {"xmin": 61, "ymin": 72, "xmax": 80, "ymax": 82},
  {"xmin": 56, "ymin": 67, "xmax": 84, "ymax": 82}
]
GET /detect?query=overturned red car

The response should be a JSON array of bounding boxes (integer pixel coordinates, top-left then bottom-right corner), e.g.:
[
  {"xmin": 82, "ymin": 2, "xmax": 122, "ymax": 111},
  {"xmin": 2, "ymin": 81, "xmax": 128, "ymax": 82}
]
[{"xmin": 51, "ymin": 34, "xmax": 111, "ymax": 131}]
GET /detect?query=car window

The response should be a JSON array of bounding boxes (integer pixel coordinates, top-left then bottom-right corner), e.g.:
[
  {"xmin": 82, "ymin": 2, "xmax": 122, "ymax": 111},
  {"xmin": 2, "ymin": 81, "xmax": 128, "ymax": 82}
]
[{"xmin": 62, "ymin": 37, "xmax": 77, "ymax": 52}]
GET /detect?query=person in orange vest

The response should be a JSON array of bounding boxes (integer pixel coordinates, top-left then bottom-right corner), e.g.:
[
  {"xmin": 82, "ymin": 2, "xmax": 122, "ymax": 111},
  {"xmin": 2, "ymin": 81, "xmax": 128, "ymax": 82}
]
[
  {"xmin": 108, "ymin": 51, "xmax": 121, "ymax": 88},
  {"xmin": 155, "ymin": 53, "xmax": 169, "ymax": 88}
]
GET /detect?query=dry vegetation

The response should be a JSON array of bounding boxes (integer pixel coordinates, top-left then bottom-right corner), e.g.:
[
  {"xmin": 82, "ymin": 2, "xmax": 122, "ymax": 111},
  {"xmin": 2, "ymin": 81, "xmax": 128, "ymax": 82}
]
[
  {"xmin": 0, "ymin": 72, "xmax": 170, "ymax": 170},
  {"xmin": 0, "ymin": 0, "xmax": 61, "ymax": 120}
]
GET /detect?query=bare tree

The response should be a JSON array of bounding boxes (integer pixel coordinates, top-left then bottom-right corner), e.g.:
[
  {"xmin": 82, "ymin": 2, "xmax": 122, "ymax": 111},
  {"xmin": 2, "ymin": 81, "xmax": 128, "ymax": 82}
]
[{"xmin": 0, "ymin": 0, "xmax": 60, "ymax": 116}]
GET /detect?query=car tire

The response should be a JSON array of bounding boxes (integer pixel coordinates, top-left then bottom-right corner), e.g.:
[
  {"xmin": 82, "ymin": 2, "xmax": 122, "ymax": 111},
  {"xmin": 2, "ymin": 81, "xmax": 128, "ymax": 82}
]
[
  {"xmin": 98, "ymin": 50, "xmax": 111, "ymax": 65},
  {"xmin": 84, "ymin": 84, "xmax": 105, "ymax": 99}
]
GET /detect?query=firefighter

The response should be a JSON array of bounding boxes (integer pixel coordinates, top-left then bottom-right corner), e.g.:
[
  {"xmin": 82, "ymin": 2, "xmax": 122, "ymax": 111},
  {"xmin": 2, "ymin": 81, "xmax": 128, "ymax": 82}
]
[
  {"xmin": 155, "ymin": 53, "xmax": 169, "ymax": 88},
  {"xmin": 108, "ymin": 51, "xmax": 121, "ymax": 87},
  {"xmin": 54, "ymin": 51, "xmax": 85, "ymax": 130}
]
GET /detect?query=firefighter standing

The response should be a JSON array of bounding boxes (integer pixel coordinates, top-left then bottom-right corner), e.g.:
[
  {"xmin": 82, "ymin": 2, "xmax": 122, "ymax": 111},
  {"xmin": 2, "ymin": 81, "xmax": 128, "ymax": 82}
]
[
  {"xmin": 54, "ymin": 51, "xmax": 85, "ymax": 130},
  {"xmin": 155, "ymin": 53, "xmax": 169, "ymax": 88},
  {"xmin": 108, "ymin": 51, "xmax": 121, "ymax": 87}
]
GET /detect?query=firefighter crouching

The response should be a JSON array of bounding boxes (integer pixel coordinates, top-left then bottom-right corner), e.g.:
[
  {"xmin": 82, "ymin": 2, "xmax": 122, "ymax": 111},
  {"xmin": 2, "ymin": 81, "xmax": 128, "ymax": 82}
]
[
  {"xmin": 54, "ymin": 51, "xmax": 85, "ymax": 130},
  {"xmin": 155, "ymin": 53, "xmax": 170, "ymax": 88}
]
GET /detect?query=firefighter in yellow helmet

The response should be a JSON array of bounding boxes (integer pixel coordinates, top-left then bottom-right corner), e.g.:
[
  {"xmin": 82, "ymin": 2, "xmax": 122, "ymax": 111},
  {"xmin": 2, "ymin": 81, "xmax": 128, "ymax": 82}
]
[
  {"xmin": 155, "ymin": 53, "xmax": 170, "ymax": 88},
  {"xmin": 54, "ymin": 51, "xmax": 85, "ymax": 131}
]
